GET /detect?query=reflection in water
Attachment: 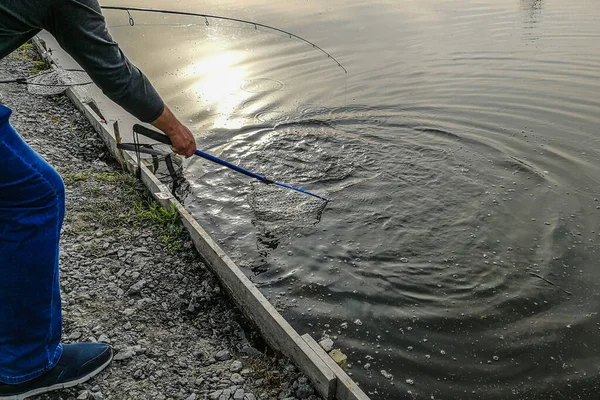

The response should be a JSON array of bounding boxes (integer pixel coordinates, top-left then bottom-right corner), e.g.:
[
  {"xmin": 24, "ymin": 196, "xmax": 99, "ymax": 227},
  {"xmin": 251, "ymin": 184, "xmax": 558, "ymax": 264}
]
[{"xmin": 183, "ymin": 52, "xmax": 248, "ymax": 129}]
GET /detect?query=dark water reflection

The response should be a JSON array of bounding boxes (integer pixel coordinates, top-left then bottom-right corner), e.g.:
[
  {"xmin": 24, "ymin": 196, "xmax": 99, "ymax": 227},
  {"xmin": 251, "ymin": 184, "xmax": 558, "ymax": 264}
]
[{"xmin": 102, "ymin": 0, "xmax": 600, "ymax": 398}]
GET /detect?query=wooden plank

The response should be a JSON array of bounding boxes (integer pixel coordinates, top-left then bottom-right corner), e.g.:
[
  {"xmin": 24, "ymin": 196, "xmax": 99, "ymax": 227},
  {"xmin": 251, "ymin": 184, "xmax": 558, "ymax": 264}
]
[{"xmin": 302, "ymin": 334, "xmax": 371, "ymax": 400}]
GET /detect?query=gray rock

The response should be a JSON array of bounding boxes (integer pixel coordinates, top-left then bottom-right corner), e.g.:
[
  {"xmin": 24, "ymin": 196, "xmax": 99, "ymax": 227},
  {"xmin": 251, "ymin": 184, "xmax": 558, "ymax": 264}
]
[
  {"xmin": 194, "ymin": 377, "xmax": 204, "ymax": 386},
  {"xmin": 230, "ymin": 360, "xmax": 243, "ymax": 373},
  {"xmin": 241, "ymin": 345, "xmax": 261, "ymax": 356},
  {"xmin": 113, "ymin": 348, "xmax": 135, "ymax": 361},
  {"xmin": 90, "ymin": 391, "xmax": 103, "ymax": 400},
  {"xmin": 298, "ymin": 377, "xmax": 308, "ymax": 384},
  {"xmin": 318, "ymin": 338, "xmax": 334, "ymax": 352},
  {"xmin": 122, "ymin": 308, "xmax": 135, "ymax": 316},
  {"xmin": 296, "ymin": 381, "xmax": 314, "ymax": 399},
  {"xmin": 233, "ymin": 388, "xmax": 245, "ymax": 400},
  {"xmin": 68, "ymin": 331, "xmax": 82, "ymax": 340},
  {"xmin": 230, "ymin": 373, "xmax": 245, "ymax": 385},
  {"xmin": 208, "ymin": 390, "xmax": 223, "ymax": 400},
  {"xmin": 215, "ymin": 350, "xmax": 231, "ymax": 361},
  {"xmin": 77, "ymin": 390, "xmax": 89, "ymax": 400},
  {"xmin": 127, "ymin": 279, "xmax": 146, "ymax": 295}
]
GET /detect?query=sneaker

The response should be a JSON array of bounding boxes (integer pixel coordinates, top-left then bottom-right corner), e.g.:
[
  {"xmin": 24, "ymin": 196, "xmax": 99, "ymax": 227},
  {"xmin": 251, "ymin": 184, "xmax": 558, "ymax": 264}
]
[{"xmin": 0, "ymin": 343, "xmax": 113, "ymax": 400}]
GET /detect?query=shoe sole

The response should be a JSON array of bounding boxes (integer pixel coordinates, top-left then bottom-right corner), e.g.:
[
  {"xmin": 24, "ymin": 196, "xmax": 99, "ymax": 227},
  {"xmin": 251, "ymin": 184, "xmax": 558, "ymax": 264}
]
[{"xmin": 0, "ymin": 351, "xmax": 113, "ymax": 400}]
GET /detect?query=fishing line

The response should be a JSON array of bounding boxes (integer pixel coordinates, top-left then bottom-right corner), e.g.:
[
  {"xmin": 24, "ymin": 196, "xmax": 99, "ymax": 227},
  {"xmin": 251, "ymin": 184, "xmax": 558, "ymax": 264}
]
[{"xmin": 100, "ymin": 6, "xmax": 347, "ymax": 74}]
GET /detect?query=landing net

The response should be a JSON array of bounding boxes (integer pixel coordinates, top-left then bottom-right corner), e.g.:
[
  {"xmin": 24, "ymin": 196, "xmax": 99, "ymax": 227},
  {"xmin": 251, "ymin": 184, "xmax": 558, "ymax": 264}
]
[
  {"xmin": 247, "ymin": 182, "xmax": 328, "ymax": 227},
  {"xmin": 26, "ymin": 69, "xmax": 92, "ymax": 95}
]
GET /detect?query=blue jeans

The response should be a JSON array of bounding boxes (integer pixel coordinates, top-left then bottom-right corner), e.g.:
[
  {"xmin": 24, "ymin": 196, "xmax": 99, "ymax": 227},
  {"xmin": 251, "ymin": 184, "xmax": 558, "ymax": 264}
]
[{"xmin": 0, "ymin": 104, "xmax": 64, "ymax": 384}]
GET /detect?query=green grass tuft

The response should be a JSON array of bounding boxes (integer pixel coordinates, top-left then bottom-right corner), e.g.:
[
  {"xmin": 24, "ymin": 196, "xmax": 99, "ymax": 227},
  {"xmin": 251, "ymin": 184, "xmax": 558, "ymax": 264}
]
[
  {"xmin": 10, "ymin": 42, "xmax": 50, "ymax": 73},
  {"xmin": 31, "ymin": 60, "xmax": 49, "ymax": 74},
  {"xmin": 62, "ymin": 172, "xmax": 90, "ymax": 183},
  {"xmin": 133, "ymin": 201, "xmax": 185, "ymax": 252}
]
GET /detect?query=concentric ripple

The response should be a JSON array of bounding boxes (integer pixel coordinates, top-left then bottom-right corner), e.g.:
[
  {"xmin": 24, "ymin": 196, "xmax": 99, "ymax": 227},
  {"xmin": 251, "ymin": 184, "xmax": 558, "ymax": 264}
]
[{"xmin": 241, "ymin": 78, "xmax": 285, "ymax": 93}]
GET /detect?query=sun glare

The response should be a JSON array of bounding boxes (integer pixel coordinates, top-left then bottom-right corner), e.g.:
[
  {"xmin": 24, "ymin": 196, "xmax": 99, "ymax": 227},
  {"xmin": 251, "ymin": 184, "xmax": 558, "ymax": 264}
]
[{"xmin": 184, "ymin": 52, "xmax": 249, "ymax": 129}]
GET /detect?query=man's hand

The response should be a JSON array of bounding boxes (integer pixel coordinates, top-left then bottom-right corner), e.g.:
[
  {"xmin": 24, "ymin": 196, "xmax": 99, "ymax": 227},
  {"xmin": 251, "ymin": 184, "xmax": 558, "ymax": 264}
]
[
  {"xmin": 151, "ymin": 105, "xmax": 197, "ymax": 158},
  {"xmin": 165, "ymin": 123, "xmax": 196, "ymax": 158}
]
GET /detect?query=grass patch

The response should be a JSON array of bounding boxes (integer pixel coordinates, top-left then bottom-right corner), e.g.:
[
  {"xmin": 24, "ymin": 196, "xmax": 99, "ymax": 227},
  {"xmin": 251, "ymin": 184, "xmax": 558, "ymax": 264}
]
[
  {"xmin": 133, "ymin": 201, "xmax": 185, "ymax": 252},
  {"xmin": 134, "ymin": 200, "xmax": 179, "ymax": 225},
  {"xmin": 63, "ymin": 171, "xmax": 139, "ymax": 186},
  {"xmin": 94, "ymin": 171, "xmax": 131, "ymax": 183},
  {"xmin": 31, "ymin": 59, "xmax": 49, "ymax": 74},
  {"xmin": 67, "ymin": 171, "xmax": 144, "ymax": 231},
  {"xmin": 10, "ymin": 42, "xmax": 50, "ymax": 73},
  {"xmin": 9, "ymin": 43, "xmax": 33, "ymax": 61},
  {"xmin": 45, "ymin": 113, "xmax": 63, "ymax": 124},
  {"xmin": 62, "ymin": 168, "xmax": 187, "ymax": 252},
  {"xmin": 63, "ymin": 172, "xmax": 90, "ymax": 184},
  {"xmin": 18, "ymin": 42, "xmax": 33, "ymax": 52}
]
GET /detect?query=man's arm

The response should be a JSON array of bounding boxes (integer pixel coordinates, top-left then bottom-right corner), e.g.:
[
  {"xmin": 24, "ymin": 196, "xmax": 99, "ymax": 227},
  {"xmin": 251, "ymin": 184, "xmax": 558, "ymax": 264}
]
[{"xmin": 47, "ymin": 0, "xmax": 196, "ymax": 156}]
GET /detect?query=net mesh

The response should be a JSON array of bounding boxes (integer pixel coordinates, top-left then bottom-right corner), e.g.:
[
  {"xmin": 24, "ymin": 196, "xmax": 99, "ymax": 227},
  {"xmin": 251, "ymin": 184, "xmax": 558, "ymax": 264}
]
[
  {"xmin": 26, "ymin": 69, "xmax": 91, "ymax": 95},
  {"xmin": 247, "ymin": 182, "xmax": 328, "ymax": 228},
  {"xmin": 126, "ymin": 141, "xmax": 189, "ymax": 199}
]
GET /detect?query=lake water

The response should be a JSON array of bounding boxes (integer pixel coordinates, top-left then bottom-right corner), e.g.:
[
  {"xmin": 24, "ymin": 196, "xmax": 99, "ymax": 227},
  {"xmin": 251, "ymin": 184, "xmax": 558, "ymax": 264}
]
[{"xmin": 102, "ymin": 0, "xmax": 600, "ymax": 398}]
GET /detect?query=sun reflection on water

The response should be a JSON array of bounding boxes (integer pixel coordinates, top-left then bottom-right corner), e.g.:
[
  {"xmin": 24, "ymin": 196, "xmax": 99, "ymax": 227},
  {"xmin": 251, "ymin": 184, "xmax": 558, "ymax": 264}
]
[{"xmin": 184, "ymin": 52, "xmax": 249, "ymax": 129}]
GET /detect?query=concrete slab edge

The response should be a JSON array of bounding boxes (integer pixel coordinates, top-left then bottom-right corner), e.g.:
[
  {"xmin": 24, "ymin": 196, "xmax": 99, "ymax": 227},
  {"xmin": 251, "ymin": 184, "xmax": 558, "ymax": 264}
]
[
  {"xmin": 302, "ymin": 335, "xmax": 371, "ymax": 400},
  {"xmin": 29, "ymin": 36, "xmax": 372, "ymax": 400}
]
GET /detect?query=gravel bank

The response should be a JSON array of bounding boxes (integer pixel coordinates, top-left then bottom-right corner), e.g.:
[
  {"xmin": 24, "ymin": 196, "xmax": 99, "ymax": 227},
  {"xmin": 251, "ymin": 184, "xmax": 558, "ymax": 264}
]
[{"xmin": 0, "ymin": 44, "xmax": 321, "ymax": 400}]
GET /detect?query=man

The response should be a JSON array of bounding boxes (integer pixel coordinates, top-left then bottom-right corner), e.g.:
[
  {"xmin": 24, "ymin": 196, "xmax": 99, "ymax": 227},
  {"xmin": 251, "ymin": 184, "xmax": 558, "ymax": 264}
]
[{"xmin": 0, "ymin": 1, "xmax": 197, "ymax": 398}]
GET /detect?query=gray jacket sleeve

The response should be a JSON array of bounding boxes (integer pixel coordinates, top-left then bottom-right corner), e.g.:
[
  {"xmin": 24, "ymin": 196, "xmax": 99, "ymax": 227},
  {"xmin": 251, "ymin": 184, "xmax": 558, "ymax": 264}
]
[{"xmin": 0, "ymin": 0, "xmax": 164, "ymax": 123}]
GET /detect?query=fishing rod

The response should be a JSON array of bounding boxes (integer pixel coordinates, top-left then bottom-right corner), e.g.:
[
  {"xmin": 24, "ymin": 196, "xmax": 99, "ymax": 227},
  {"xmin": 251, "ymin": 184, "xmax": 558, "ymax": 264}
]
[
  {"xmin": 100, "ymin": 6, "xmax": 347, "ymax": 74},
  {"xmin": 121, "ymin": 124, "xmax": 329, "ymax": 202}
]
